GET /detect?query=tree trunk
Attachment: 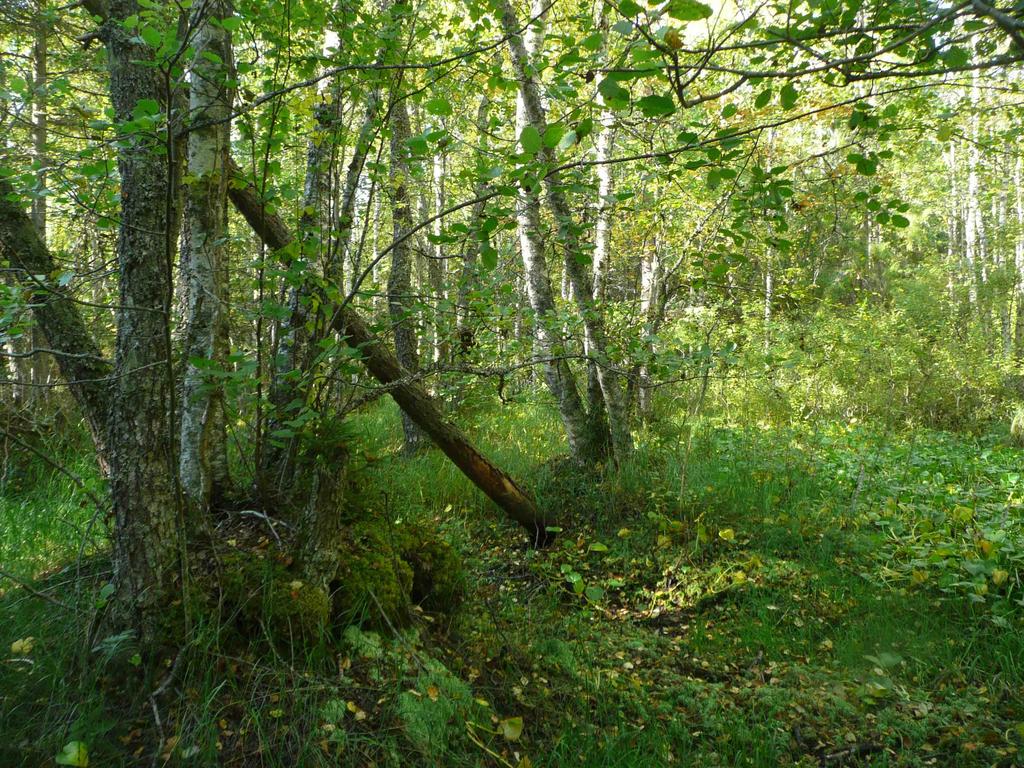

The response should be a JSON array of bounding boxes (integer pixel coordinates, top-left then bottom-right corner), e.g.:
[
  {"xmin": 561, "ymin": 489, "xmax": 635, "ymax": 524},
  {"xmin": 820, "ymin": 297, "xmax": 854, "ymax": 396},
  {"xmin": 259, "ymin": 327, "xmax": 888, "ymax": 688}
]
[
  {"xmin": 104, "ymin": 0, "xmax": 181, "ymax": 635},
  {"xmin": 387, "ymin": 96, "xmax": 425, "ymax": 452},
  {"xmin": 496, "ymin": 0, "xmax": 596, "ymax": 462},
  {"xmin": 500, "ymin": 0, "xmax": 632, "ymax": 462},
  {"xmin": 638, "ymin": 237, "xmax": 662, "ymax": 421},
  {"xmin": 226, "ymin": 170, "xmax": 553, "ymax": 544},
  {"xmin": 0, "ymin": 181, "xmax": 112, "ymax": 464},
  {"xmin": 26, "ymin": 9, "xmax": 51, "ymax": 407},
  {"xmin": 456, "ymin": 92, "xmax": 491, "ymax": 357},
  {"xmin": 263, "ymin": 27, "xmax": 345, "ymax": 490},
  {"xmin": 179, "ymin": 0, "xmax": 234, "ymax": 514}
]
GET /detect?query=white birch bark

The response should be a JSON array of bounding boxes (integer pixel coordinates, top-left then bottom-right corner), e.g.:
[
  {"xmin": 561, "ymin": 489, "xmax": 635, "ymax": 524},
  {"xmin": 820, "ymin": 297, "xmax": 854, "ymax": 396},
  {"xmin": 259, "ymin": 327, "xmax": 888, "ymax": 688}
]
[
  {"xmin": 500, "ymin": 0, "xmax": 632, "ymax": 461},
  {"xmin": 180, "ymin": 0, "xmax": 234, "ymax": 511}
]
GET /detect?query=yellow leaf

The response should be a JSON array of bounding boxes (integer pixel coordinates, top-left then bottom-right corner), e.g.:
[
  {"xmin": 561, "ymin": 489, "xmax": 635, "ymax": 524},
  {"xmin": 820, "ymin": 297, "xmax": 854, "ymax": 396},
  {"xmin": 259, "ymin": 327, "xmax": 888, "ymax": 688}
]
[
  {"xmin": 718, "ymin": 528, "xmax": 735, "ymax": 542},
  {"xmin": 426, "ymin": 685, "xmax": 439, "ymax": 701},
  {"xmin": 10, "ymin": 637, "xmax": 34, "ymax": 655},
  {"xmin": 500, "ymin": 716, "xmax": 524, "ymax": 741},
  {"xmin": 992, "ymin": 569, "xmax": 1009, "ymax": 586}
]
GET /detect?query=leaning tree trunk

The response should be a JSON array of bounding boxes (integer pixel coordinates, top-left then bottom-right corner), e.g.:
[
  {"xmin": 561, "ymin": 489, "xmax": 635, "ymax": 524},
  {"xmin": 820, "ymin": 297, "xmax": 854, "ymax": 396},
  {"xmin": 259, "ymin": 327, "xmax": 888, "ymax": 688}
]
[
  {"xmin": 227, "ymin": 172, "xmax": 553, "ymax": 544},
  {"xmin": 0, "ymin": 181, "xmax": 112, "ymax": 465},
  {"xmin": 103, "ymin": 0, "xmax": 181, "ymax": 636},
  {"xmin": 179, "ymin": 0, "xmax": 234, "ymax": 515},
  {"xmin": 500, "ymin": 0, "xmax": 632, "ymax": 462}
]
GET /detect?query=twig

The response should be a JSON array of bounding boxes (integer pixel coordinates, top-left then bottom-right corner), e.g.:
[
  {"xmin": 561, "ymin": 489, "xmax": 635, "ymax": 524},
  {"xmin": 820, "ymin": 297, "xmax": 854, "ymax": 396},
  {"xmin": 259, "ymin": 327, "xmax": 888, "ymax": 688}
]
[
  {"xmin": 0, "ymin": 568, "xmax": 72, "ymax": 610},
  {"xmin": 0, "ymin": 426, "xmax": 107, "ymax": 511}
]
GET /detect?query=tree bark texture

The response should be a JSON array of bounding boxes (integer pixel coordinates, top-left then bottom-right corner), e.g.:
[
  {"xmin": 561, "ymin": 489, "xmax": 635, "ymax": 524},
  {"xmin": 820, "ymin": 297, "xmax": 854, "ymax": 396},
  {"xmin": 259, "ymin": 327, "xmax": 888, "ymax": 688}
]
[
  {"xmin": 103, "ymin": 0, "xmax": 181, "ymax": 634},
  {"xmin": 180, "ymin": 0, "xmax": 234, "ymax": 513}
]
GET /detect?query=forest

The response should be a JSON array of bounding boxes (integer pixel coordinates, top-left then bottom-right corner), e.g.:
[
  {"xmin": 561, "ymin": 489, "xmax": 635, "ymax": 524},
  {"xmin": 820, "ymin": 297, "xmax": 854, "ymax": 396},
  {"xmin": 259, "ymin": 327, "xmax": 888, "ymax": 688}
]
[{"xmin": 2, "ymin": 0, "xmax": 1024, "ymax": 764}]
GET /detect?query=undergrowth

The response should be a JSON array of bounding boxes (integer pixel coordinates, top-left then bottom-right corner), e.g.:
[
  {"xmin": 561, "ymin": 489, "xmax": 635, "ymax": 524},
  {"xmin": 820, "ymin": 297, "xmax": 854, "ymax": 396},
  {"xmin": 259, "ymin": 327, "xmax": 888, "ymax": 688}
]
[{"xmin": 2, "ymin": 403, "xmax": 1023, "ymax": 766}]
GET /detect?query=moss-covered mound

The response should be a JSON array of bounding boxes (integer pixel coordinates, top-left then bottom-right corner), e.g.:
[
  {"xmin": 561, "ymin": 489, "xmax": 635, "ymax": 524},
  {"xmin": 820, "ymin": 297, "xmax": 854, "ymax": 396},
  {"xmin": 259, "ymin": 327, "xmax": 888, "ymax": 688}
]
[
  {"xmin": 217, "ymin": 552, "xmax": 331, "ymax": 645},
  {"xmin": 332, "ymin": 519, "xmax": 464, "ymax": 628}
]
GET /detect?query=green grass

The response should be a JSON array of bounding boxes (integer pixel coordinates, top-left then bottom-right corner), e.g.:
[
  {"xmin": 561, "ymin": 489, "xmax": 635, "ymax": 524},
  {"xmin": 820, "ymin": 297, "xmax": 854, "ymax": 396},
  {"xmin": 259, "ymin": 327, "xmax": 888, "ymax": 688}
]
[{"xmin": 2, "ymin": 404, "xmax": 1023, "ymax": 766}]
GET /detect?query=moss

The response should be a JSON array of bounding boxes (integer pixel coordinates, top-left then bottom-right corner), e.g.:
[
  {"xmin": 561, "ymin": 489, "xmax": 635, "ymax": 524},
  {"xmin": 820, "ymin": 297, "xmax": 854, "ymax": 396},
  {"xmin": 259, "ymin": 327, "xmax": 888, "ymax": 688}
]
[
  {"xmin": 216, "ymin": 552, "xmax": 329, "ymax": 646},
  {"xmin": 400, "ymin": 534, "xmax": 464, "ymax": 612},
  {"xmin": 333, "ymin": 523, "xmax": 414, "ymax": 627},
  {"xmin": 331, "ymin": 520, "xmax": 464, "ymax": 629},
  {"xmin": 340, "ymin": 626, "xmax": 385, "ymax": 659}
]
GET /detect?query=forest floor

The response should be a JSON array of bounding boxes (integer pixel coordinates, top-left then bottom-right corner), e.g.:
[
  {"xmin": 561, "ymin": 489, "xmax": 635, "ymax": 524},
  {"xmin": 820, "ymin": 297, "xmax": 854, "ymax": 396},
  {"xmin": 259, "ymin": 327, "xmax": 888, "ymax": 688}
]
[{"xmin": 1, "ymin": 403, "xmax": 1023, "ymax": 767}]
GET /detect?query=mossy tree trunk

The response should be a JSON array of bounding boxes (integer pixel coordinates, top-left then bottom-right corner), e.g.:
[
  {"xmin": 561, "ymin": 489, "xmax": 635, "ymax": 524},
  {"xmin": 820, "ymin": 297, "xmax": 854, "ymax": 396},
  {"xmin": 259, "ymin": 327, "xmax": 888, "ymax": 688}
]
[{"xmin": 103, "ymin": 0, "xmax": 182, "ymax": 638}]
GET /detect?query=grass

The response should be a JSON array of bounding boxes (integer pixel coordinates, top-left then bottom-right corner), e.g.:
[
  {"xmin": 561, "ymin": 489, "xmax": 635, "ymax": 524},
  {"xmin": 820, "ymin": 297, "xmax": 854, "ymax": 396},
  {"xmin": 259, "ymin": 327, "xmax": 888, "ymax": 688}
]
[{"xmin": 1, "ymin": 402, "xmax": 1023, "ymax": 766}]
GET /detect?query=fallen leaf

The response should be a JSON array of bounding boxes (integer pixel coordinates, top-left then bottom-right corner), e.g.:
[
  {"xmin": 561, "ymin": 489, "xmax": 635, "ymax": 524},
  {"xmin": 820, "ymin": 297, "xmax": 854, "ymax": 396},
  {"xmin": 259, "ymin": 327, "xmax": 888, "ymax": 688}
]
[
  {"xmin": 501, "ymin": 716, "xmax": 524, "ymax": 742},
  {"xmin": 55, "ymin": 741, "xmax": 89, "ymax": 767}
]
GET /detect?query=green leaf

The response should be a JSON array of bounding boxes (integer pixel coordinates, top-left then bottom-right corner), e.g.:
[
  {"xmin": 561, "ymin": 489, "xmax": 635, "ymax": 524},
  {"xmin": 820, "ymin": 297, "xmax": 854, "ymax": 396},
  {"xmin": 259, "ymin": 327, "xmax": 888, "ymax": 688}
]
[
  {"xmin": 598, "ymin": 78, "xmax": 630, "ymax": 109},
  {"xmin": 890, "ymin": 214, "xmax": 910, "ymax": 228},
  {"xmin": 721, "ymin": 103, "xmax": 737, "ymax": 118},
  {"xmin": 576, "ymin": 116, "xmax": 595, "ymax": 140},
  {"xmin": 636, "ymin": 94, "xmax": 675, "ymax": 117},
  {"xmin": 619, "ymin": 0, "xmax": 644, "ymax": 15},
  {"xmin": 581, "ymin": 32, "xmax": 604, "ymax": 50},
  {"xmin": 480, "ymin": 243, "xmax": 498, "ymax": 270},
  {"xmin": 55, "ymin": 742, "xmax": 89, "ymax": 767},
  {"xmin": 519, "ymin": 125, "xmax": 542, "ymax": 154},
  {"xmin": 543, "ymin": 125, "xmax": 566, "ymax": 148},
  {"xmin": 940, "ymin": 46, "xmax": 970, "ymax": 69},
  {"xmin": 140, "ymin": 25, "xmax": 162, "ymax": 48},
  {"xmin": 132, "ymin": 98, "xmax": 160, "ymax": 118},
  {"xmin": 853, "ymin": 156, "xmax": 877, "ymax": 176},
  {"xmin": 754, "ymin": 88, "xmax": 772, "ymax": 109},
  {"xmin": 589, "ymin": 542, "xmax": 609, "ymax": 552},
  {"xmin": 220, "ymin": 16, "xmax": 242, "ymax": 32},
  {"xmin": 780, "ymin": 82, "xmax": 799, "ymax": 110},
  {"xmin": 666, "ymin": 0, "xmax": 713, "ymax": 21},
  {"xmin": 425, "ymin": 97, "xmax": 452, "ymax": 117},
  {"xmin": 584, "ymin": 585, "xmax": 605, "ymax": 601}
]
